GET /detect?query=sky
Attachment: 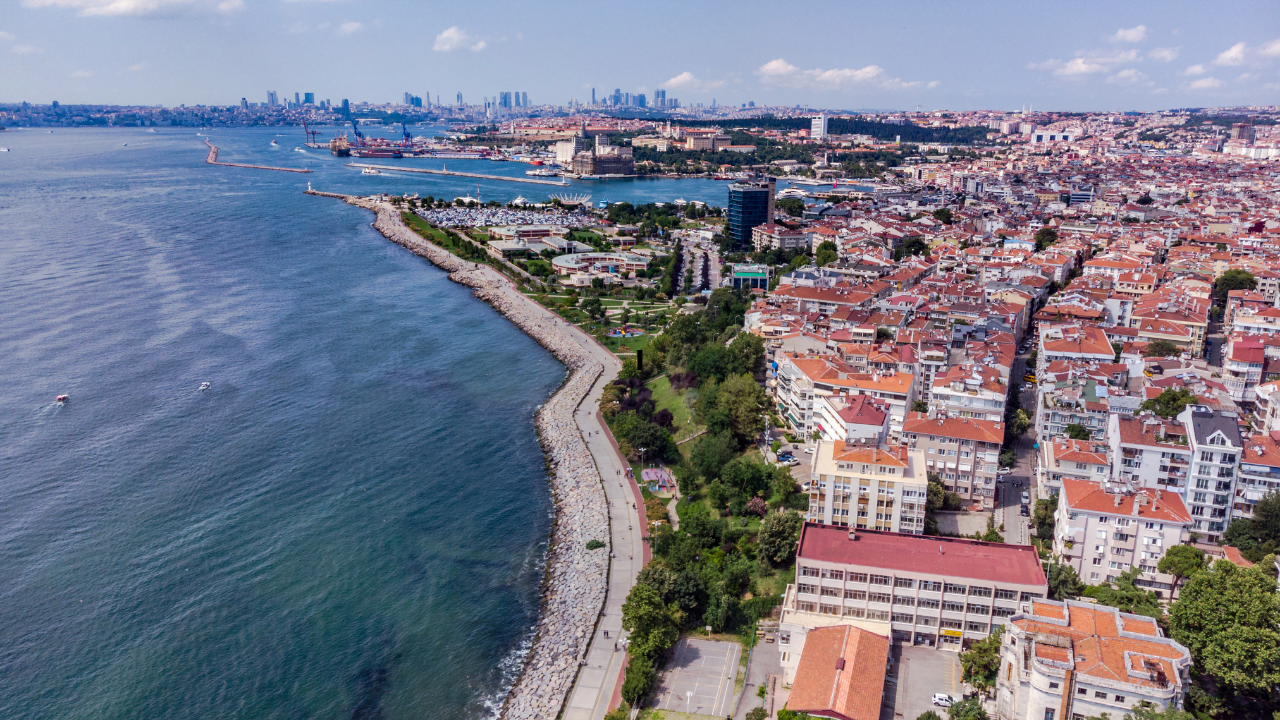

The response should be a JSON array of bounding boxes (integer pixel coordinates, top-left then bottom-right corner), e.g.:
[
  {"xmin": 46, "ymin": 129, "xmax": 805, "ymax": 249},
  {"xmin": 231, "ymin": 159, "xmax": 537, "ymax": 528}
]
[{"xmin": 1, "ymin": 0, "xmax": 1279, "ymax": 111}]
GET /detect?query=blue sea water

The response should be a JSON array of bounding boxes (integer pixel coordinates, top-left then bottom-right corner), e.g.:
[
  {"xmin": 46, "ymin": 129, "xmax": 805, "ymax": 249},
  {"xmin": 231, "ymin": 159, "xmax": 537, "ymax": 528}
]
[{"xmin": 0, "ymin": 127, "xmax": 634, "ymax": 719}]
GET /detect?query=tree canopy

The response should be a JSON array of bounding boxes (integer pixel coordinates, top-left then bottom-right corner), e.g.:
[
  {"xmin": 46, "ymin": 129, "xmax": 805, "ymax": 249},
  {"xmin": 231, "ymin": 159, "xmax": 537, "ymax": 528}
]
[
  {"xmin": 1046, "ymin": 561, "xmax": 1085, "ymax": 600},
  {"xmin": 1065, "ymin": 423, "xmax": 1090, "ymax": 440},
  {"xmin": 1214, "ymin": 269, "xmax": 1256, "ymax": 307},
  {"xmin": 1140, "ymin": 387, "xmax": 1198, "ymax": 419},
  {"xmin": 958, "ymin": 625, "xmax": 1004, "ymax": 693},
  {"xmin": 1156, "ymin": 545, "xmax": 1208, "ymax": 590},
  {"xmin": 1222, "ymin": 490, "xmax": 1280, "ymax": 562},
  {"xmin": 758, "ymin": 511, "xmax": 803, "ymax": 565},
  {"xmin": 1142, "ymin": 339, "xmax": 1182, "ymax": 358},
  {"xmin": 815, "ymin": 240, "xmax": 839, "ymax": 267},
  {"xmin": 1168, "ymin": 560, "xmax": 1280, "ymax": 693},
  {"xmin": 1083, "ymin": 566, "xmax": 1162, "ymax": 618}
]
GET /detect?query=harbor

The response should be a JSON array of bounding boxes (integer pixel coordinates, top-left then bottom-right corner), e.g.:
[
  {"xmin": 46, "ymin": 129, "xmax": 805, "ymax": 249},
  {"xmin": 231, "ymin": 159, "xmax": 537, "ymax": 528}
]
[
  {"xmin": 203, "ymin": 138, "xmax": 312, "ymax": 173},
  {"xmin": 347, "ymin": 161, "xmax": 569, "ymax": 186}
]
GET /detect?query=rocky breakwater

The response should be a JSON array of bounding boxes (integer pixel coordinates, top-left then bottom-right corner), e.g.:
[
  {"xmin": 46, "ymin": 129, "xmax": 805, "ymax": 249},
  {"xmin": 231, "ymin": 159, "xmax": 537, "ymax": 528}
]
[{"xmin": 325, "ymin": 192, "xmax": 612, "ymax": 720}]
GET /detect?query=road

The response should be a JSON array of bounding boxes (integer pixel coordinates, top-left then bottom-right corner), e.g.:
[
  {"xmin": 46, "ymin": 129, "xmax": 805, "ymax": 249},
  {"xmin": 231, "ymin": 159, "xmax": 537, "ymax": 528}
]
[{"xmin": 995, "ymin": 345, "xmax": 1039, "ymax": 546}]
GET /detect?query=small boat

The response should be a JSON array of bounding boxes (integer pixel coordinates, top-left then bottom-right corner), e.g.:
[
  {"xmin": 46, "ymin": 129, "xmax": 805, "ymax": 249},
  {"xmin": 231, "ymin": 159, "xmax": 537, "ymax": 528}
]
[
  {"xmin": 0, "ymin": 148, "xmax": 8, "ymax": 152},
  {"xmin": 362, "ymin": 167, "xmax": 381, "ymax": 175},
  {"xmin": 122, "ymin": 143, "xmax": 128, "ymax": 147},
  {"xmin": 294, "ymin": 147, "xmax": 304, "ymax": 152},
  {"xmin": 199, "ymin": 382, "xmax": 211, "ymax": 391},
  {"xmin": 270, "ymin": 140, "xmax": 278, "ymax": 146},
  {"xmin": 56, "ymin": 395, "xmax": 69, "ymax": 404}
]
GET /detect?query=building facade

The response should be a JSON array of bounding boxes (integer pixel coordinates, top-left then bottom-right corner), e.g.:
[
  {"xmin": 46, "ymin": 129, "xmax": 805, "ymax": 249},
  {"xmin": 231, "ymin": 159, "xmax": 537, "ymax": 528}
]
[
  {"xmin": 806, "ymin": 442, "xmax": 928, "ymax": 534},
  {"xmin": 902, "ymin": 413, "xmax": 1003, "ymax": 509},
  {"xmin": 728, "ymin": 178, "xmax": 775, "ymax": 250},
  {"xmin": 1177, "ymin": 405, "xmax": 1243, "ymax": 541}
]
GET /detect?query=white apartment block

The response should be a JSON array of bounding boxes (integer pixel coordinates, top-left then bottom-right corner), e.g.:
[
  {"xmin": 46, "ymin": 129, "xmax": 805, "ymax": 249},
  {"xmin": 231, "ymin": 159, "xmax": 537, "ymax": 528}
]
[
  {"xmin": 929, "ymin": 365, "xmax": 1008, "ymax": 422},
  {"xmin": 1037, "ymin": 437, "xmax": 1110, "ymax": 500},
  {"xmin": 1177, "ymin": 405, "xmax": 1243, "ymax": 541},
  {"xmin": 1052, "ymin": 479, "xmax": 1192, "ymax": 598},
  {"xmin": 1108, "ymin": 414, "xmax": 1192, "ymax": 492},
  {"xmin": 807, "ymin": 442, "xmax": 928, "ymax": 534},
  {"xmin": 902, "ymin": 413, "xmax": 1004, "ymax": 510},
  {"xmin": 1233, "ymin": 432, "xmax": 1280, "ymax": 522}
]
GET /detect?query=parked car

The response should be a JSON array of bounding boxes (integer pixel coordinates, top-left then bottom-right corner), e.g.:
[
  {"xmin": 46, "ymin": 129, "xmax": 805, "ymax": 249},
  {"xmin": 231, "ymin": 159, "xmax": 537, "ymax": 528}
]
[
  {"xmin": 787, "ymin": 459, "xmax": 801, "ymax": 467},
  {"xmin": 1020, "ymin": 504, "xmax": 1030, "ymax": 517},
  {"xmin": 932, "ymin": 693, "xmax": 954, "ymax": 708},
  {"xmin": 1021, "ymin": 491, "xmax": 1031, "ymax": 504},
  {"xmin": 997, "ymin": 467, "xmax": 1013, "ymax": 476},
  {"xmin": 803, "ymin": 447, "xmax": 814, "ymax": 454}
]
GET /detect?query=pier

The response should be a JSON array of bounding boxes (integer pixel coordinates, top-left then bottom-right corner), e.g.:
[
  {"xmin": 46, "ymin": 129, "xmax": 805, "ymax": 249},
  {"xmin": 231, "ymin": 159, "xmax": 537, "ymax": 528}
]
[
  {"xmin": 204, "ymin": 138, "xmax": 312, "ymax": 174},
  {"xmin": 347, "ymin": 162, "xmax": 569, "ymax": 186}
]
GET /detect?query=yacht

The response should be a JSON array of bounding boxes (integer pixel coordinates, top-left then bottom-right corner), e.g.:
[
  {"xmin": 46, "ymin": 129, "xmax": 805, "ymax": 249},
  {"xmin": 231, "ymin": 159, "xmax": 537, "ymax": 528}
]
[
  {"xmin": 0, "ymin": 148, "xmax": 9, "ymax": 152},
  {"xmin": 361, "ymin": 167, "xmax": 381, "ymax": 175},
  {"xmin": 199, "ymin": 382, "xmax": 211, "ymax": 391}
]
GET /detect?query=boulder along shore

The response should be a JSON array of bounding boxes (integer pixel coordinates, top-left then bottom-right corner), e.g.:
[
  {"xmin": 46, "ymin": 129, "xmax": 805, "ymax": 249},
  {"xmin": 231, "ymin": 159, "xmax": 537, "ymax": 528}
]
[{"xmin": 308, "ymin": 190, "xmax": 611, "ymax": 720}]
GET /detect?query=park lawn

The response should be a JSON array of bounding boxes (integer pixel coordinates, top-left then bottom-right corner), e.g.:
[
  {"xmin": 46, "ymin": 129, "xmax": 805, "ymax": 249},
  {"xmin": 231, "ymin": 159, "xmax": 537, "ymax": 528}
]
[
  {"xmin": 647, "ymin": 376, "xmax": 703, "ymax": 442},
  {"xmin": 601, "ymin": 333, "xmax": 652, "ymax": 355},
  {"xmin": 598, "ymin": 299, "xmax": 627, "ymax": 307}
]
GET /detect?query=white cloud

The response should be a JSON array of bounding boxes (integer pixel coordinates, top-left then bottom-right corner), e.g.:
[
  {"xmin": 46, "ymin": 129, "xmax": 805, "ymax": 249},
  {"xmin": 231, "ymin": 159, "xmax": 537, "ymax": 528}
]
[
  {"xmin": 756, "ymin": 58, "xmax": 924, "ymax": 90},
  {"xmin": 1260, "ymin": 38, "xmax": 1280, "ymax": 58},
  {"xmin": 1184, "ymin": 64, "xmax": 1207, "ymax": 76},
  {"xmin": 71, "ymin": 69, "xmax": 92, "ymax": 77},
  {"xmin": 12, "ymin": 44, "xmax": 42, "ymax": 54},
  {"xmin": 128, "ymin": 62, "xmax": 145, "ymax": 71},
  {"xmin": 1109, "ymin": 25, "xmax": 1147, "ymax": 43},
  {"xmin": 1055, "ymin": 57, "xmax": 1108, "ymax": 76},
  {"xmin": 1032, "ymin": 49, "xmax": 1140, "ymax": 78},
  {"xmin": 1025, "ymin": 59, "xmax": 1061, "ymax": 71},
  {"xmin": 1215, "ymin": 42, "xmax": 1247, "ymax": 66},
  {"xmin": 1148, "ymin": 47, "xmax": 1179, "ymax": 62},
  {"xmin": 1108, "ymin": 68, "xmax": 1148, "ymax": 84},
  {"xmin": 1187, "ymin": 77, "xmax": 1221, "ymax": 89},
  {"xmin": 21, "ymin": 0, "xmax": 238, "ymax": 15},
  {"xmin": 433, "ymin": 25, "xmax": 485, "ymax": 52},
  {"xmin": 0, "ymin": 30, "xmax": 14, "ymax": 41},
  {"xmin": 336, "ymin": 21, "xmax": 361, "ymax": 35},
  {"xmin": 662, "ymin": 71, "xmax": 724, "ymax": 92}
]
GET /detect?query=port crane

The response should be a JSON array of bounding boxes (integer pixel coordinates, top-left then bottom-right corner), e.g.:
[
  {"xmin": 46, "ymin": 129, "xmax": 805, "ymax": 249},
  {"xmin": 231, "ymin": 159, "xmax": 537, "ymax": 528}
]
[
  {"xmin": 301, "ymin": 118, "xmax": 319, "ymax": 146},
  {"xmin": 400, "ymin": 122, "xmax": 413, "ymax": 147},
  {"xmin": 350, "ymin": 118, "xmax": 367, "ymax": 146}
]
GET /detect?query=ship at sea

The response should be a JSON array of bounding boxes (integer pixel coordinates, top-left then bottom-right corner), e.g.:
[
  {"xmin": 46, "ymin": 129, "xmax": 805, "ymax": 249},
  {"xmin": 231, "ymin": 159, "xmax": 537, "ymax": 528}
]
[{"xmin": 329, "ymin": 135, "xmax": 351, "ymax": 157}]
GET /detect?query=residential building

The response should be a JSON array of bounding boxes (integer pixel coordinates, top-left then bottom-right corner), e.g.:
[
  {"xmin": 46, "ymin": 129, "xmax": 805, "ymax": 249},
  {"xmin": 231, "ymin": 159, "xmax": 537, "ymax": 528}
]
[
  {"xmin": 813, "ymin": 394, "xmax": 890, "ymax": 445},
  {"xmin": 996, "ymin": 600, "xmax": 1191, "ymax": 720},
  {"xmin": 902, "ymin": 413, "xmax": 1003, "ymax": 510},
  {"xmin": 775, "ymin": 353, "xmax": 917, "ymax": 438},
  {"xmin": 1177, "ymin": 405, "xmax": 1243, "ymax": 541},
  {"xmin": 1036, "ymin": 325, "xmax": 1115, "ymax": 376},
  {"xmin": 727, "ymin": 178, "xmax": 775, "ymax": 250},
  {"xmin": 783, "ymin": 523, "xmax": 1047, "ymax": 652},
  {"xmin": 810, "ymin": 113, "xmax": 829, "ymax": 141},
  {"xmin": 782, "ymin": 625, "xmax": 887, "ymax": 720},
  {"xmin": 806, "ymin": 442, "xmax": 928, "ymax": 534},
  {"xmin": 752, "ymin": 223, "xmax": 809, "ymax": 252},
  {"xmin": 1052, "ymin": 479, "xmax": 1192, "ymax": 596},
  {"xmin": 1108, "ymin": 414, "xmax": 1191, "ymax": 492},
  {"xmin": 1035, "ymin": 376, "xmax": 1110, "ymax": 439},
  {"xmin": 1037, "ymin": 437, "xmax": 1110, "ymax": 499},
  {"xmin": 929, "ymin": 365, "xmax": 1008, "ymax": 422},
  {"xmin": 1255, "ymin": 383, "xmax": 1280, "ymax": 432},
  {"xmin": 1233, "ymin": 432, "xmax": 1280, "ymax": 522},
  {"xmin": 1223, "ymin": 337, "xmax": 1266, "ymax": 403}
]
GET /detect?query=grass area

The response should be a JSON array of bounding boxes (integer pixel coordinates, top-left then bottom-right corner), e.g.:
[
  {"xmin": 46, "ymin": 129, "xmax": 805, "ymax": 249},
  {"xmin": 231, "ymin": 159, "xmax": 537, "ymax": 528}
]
[
  {"xmin": 637, "ymin": 710, "xmax": 721, "ymax": 720},
  {"xmin": 601, "ymin": 333, "xmax": 653, "ymax": 355},
  {"xmin": 647, "ymin": 376, "xmax": 702, "ymax": 442}
]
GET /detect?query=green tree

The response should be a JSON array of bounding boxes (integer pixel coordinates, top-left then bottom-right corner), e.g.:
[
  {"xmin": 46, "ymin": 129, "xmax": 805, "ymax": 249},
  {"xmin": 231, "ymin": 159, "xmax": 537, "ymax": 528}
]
[
  {"xmin": 912, "ymin": 400, "xmax": 929, "ymax": 413},
  {"xmin": 581, "ymin": 296, "xmax": 605, "ymax": 319},
  {"xmin": 875, "ymin": 327, "xmax": 896, "ymax": 342},
  {"xmin": 758, "ymin": 511, "xmax": 804, "ymax": 565},
  {"xmin": 1214, "ymin": 268, "xmax": 1257, "ymax": 307},
  {"xmin": 815, "ymin": 240, "xmax": 839, "ymax": 267},
  {"xmin": 1034, "ymin": 227, "xmax": 1059, "ymax": 252},
  {"xmin": 1223, "ymin": 490, "xmax": 1280, "ymax": 562},
  {"xmin": 1046, "ymin": 561, "xmax": 1085, "ymax": 600},
  {"xmin": 746, "ymin": 708, "xmax": 769, "ymax": 720},
  {"xmin": 1157, "ymin": 545, "xmax": 1208, "ymax": 592},
  {"xmin": 692, "ymin": 430, "xmax": 740, "ymax": 481},
  {"xmin": 729, "ymin": 332, "xmax": 766, "ymax": 376},
  {"xmin": 1169, "ymin": 560, "xmax": 1280, "ymax": 693},
  {"xmin": 717, "ymin": 373, "xmax": 769, "ymax": 446},
  {"xmin": 1083, "ymin": 567, "xmax": 1162, "ymax": 618},
  {"xmin": 1033, "ymin": 495, "xmax": 1058, "ymax": 540},
  {"xmin": 604, "ymin": 703, "xmax": 631, "ymax": 720},
  {"xmin": 932, "ymin": 207, "xmax": 954, "ymax": 224},
  {"xmin": 1065, "ymin": 423, "xmax": 1091, "ymax": 440},
  {"xmin": 1140, "ymin": 387, "xmax": 1199, "ymax": 419},
  {"xmin": 948, "ymin": 697, "xmax": 989, "ymax": 720},
  {"xmin": 958, "ymin": 625, "xmax": 1004, "ymax": 693},
  {"xmin": 776, "ymin": 197, "xmax": 805, "ymax": 217},
  {"xmin": 621, "ymin": 583, "xmax": 680, "ymax": 660},
  {"xmin": 620, "ymin": 654, "xmax": 656, "ymax": 705},
  {"xmin": 1142, "ymin": 339, "xmax": 1181, "ymax": 358},
  {"xmin": 916, "ymin": 712, "xmax": 943, "ymax": 720},
  {"xmin": 1009, "ymin": 409, "xmax": 1031, "ymax": 437}
]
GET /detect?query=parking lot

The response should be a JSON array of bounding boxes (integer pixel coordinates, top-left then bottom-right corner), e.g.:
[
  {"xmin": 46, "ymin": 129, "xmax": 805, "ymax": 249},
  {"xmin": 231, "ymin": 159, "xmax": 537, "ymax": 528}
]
[
  {"xmin": 882, "ymin": 644, "xmax": 962, "ymax": 720},
  {"xmin": 653, "ymin": 637, "xmax": 740, "ymax": 717}
]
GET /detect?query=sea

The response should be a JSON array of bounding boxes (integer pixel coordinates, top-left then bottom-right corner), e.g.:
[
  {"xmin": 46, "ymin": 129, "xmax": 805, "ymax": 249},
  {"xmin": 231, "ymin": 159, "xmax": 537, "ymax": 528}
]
[{"xmin": 0, "ymin": 125, "xmax": 713, "ymax": 719}]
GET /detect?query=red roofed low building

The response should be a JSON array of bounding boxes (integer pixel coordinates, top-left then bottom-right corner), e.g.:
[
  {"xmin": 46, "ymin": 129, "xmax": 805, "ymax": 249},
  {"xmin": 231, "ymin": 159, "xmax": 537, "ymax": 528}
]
[
  {"xmin": 1052, "ymin": 479, "xmax": 1192, "ymax": 597},
  {"xmin": 995, "ymin": 600, "xmax": 1191, "ymax": 720},
  {"xmin": 783, "ymin": 625, "xmax": 889, "ymax": 720},
  {"xmin": 1037, "ymin": 437, "xmax": 1111, "ymax": 500},
  {"xmin": 783, "ymin": 523, "xmax": 1047, "ymax": 653}
]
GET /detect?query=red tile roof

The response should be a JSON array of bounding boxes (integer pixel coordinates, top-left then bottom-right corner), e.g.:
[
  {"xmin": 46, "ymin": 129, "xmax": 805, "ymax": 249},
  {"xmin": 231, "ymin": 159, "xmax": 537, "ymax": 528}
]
[
  {"xmin": 788, "ymin": 625, "xmax": 890, "ymax": 720},
  {"xmin": 1060, "ymin": 479, "xmax": 1191, "ymax": 523},
  {"xmin": 797, "ymin": 523, "xmax": 1047, "ymax": 587}
]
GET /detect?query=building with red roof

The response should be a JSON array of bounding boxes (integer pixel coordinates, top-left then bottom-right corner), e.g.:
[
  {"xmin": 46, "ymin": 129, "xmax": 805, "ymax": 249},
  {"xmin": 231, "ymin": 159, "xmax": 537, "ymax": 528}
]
[{"xmin": 783, "ymin": 625, "xmax": 889, "ymax": 720}]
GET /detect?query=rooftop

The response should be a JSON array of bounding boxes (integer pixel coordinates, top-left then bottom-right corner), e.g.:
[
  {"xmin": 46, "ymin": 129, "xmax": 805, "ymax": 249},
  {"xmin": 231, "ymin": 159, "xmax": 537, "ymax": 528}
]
[{"xmin": 787, "ymin": 625, "xmax": 889, "ymax": 720}]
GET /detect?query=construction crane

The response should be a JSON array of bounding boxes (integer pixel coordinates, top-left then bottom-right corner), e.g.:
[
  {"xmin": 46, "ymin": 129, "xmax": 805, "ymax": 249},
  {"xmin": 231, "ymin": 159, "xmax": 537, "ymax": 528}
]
[{"xmin": 301, "ymin": 118, "xmax": 319, "ymax": 146}]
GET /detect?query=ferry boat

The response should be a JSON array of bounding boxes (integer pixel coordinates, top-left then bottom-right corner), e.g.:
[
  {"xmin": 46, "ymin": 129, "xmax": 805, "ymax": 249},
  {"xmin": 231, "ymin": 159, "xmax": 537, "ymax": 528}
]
[
  {"xmin": 361, "ymin": 167, "xmax": 382, "ymax": 175},
  {"xmin": 525, "ymin": 168, "xmax": 560, "ymax": 177}
]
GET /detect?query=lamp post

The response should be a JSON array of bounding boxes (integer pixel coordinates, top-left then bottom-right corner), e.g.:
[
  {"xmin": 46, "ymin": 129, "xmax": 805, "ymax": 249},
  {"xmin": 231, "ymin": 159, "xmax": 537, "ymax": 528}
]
[{"xmin": 686, "ymin": 690, "xmax": 692, "ymax": 714}]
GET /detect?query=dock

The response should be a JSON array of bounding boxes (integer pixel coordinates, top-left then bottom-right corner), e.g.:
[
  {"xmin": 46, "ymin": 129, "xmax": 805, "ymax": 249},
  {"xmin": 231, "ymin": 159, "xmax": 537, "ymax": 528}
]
[
  {"xmin": 347, "ymin": 162, "xmax": 569, "ymax": 186},
  {"xmin": 204, "ymin": 138, "xmax": 312, "ymax": 174}
]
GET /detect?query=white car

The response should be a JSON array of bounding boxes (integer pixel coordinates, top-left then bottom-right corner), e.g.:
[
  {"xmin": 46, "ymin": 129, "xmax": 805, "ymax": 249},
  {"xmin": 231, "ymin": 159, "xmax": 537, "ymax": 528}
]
[
  {"xmin": 932, "ymin": 693, "xmax": 954, "ymax": 708},
  {"xmin": 1022, "ymin": 491, "xmax": 1031, "ymax": 504},
  {"xmin": 803, "ymin": 447, "xmax": 814, "ymax": 454},
  {"xmin": 997, "ymin": 467, "xmax": 1013, "ymax": 476}
]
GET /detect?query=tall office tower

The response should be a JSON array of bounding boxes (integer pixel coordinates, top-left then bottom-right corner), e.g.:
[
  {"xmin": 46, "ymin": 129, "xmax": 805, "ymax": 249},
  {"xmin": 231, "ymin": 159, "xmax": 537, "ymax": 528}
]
[
  {"xmin": 591, "ymin": 88, "xmax": 596, "ymax": 105},
  {"xmin": 341, "ymin": 98, "xmax": 350, "ymax": 115},
  {"xmin": 612, "ymin": 88, "xmax": 621, "ymax": 105},
  {"xmin": 240, "ymin": 98, "xmax": 248, "ymax": 110},
  {"xmin": 727, "ymin": 178, "xmax": 776, "ymax": 250},
  {"xmin": 295, "ymin": 92, "xmax": 300, "ymax": 105},
  {"xmin": 404, "ymin": 92, "xmax": 413, "ymax": 106},
  {"xmin": 425, "ymin": 91, "xmax": 430, "ymax": 109},
  {"xmin": 267, "ymin": 91, "xmax": 278, "ymax": 106},
  {"xmin": 810, "ymin": 113, "xmax": 828, "ymax": 140},
  {"xmin": 303, "ymin": 92, "xmax": 315, "ymax": 105},
  {"xmin": 635, "ymin": 94, "xmax": 646, "ymax": 108},
  {"xmin": 521, "ymin": 92, "xmax": 528, "ymax": 107}
]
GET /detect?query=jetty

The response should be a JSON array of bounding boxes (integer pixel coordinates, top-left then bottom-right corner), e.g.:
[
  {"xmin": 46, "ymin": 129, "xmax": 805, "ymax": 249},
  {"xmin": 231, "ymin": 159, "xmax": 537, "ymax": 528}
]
[
  {"xmin": 204, "ymin": 138, "xmax": 312, "ymax": 174},
  {"xmin": 347, "ymin": 162, "xmax": 569, "ymax": 186}
]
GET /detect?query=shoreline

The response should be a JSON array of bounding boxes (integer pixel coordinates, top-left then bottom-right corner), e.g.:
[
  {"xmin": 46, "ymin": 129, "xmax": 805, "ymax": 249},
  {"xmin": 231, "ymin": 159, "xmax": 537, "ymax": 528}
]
[{"xmin": 307, "ymin": 189, "xmax": 616, "ymax": 720}]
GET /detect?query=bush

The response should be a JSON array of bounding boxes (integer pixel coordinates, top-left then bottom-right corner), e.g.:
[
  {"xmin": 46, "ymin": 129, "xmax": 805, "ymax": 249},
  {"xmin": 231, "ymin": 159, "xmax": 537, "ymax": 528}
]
[{"xmin": 586, "ymin": 539, "xmax": 606, "ymax": 550}]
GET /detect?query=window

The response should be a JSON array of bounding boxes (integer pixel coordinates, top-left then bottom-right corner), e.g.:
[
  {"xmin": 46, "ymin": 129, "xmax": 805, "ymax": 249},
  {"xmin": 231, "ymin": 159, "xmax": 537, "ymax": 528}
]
[
  {"xmin": 845, "ymin": 589, "xmax": 867, "ymax": 600},
  {"xmin": 798, "ymin": 584, "xmax": 818, "ymax": 595},
  {"xmin": 849, "ymin": 572, "xmax": 869, "ymax": 583},
  {"xmin": 1044, "ymin": 710, "xmax": 1056, "ymax": 720},
  {"xmin": 967, "ymin": 604, "xmax": 990, "ymax": 615},
  {"xmin": 822, "ymin": 569, "xmax": 844, "ymax": 580},
  {"xmin": 940, "ymin": 619, "xmax": 963, "ymax": 630},
  {"xmin": 969, "ymin": 587, "xmax": 993, "ymax": 598},
  {"xmin": 917, "ymin": 615, "xmax": 937, "ymax": 626},
  {"xmin": 993, "ymin": 606, "xmax": 1016, "ymax": 617},
  {"xmin": 894, "ymin": 577, "xmax": 915, "ymax": 589},
  {"xmin": 779, "ymin": 632, "xmax": 791, "ymax": 646},
  {"xmin": 944, "ymin": 583, "xmax": 968, "ymax": 594},
  {"xmin": 866, "ymin": 610, "xmax": 890, "ymax": 621},
  {"xmin": 800, "ymin": 566, "xmax": 820, "ymax": 578},
  {"xmin": 870, "ymin": 574, "xmax": 891, "ymax": 585},
  {"xmin": 799, "ymin": 601, "xmax": 817, "ymax": 612},
  {"xmin": 1020, "ymin": 592, "xmax": 1043, "ymax": 601},
  {"xmin": 917, "ymin": 598, "xmax": 941, "ymax": 610},
  {"xmin": 844, "ymin": 607, "xmax": 866, "ymax": 618},
  {"xmin": 996, "ymin": 589, "xmax": 1017, "ymax": 600},
  {"xmin": 1076, "ymin": 687, "xmax": 1087, "ymax": 696},
  {"xmin": 1114, "ymin": 696, "xmax": 1125, "ymax": 704},
  {"xmin": 1049, "ymin": 682, "xmax": 1060, "ymax": 690},
  {"xmin": 869, "ymin": 592, "xmax": 891, "ymax": 604},
  {"xmin": 894, "ymin": 595, "xmax": 915, "ymax": 606},
  {"xmin": 820, "ymin": 604, "xmax": 840, "ymax": 615},
  {"xmin": 892, "ymin": 613, "xmax": 915, "ymax": 624},
  {"xmin": 965, "ymin": 621, "xmax": 988, "ymax": 633},
  {"xmin": 943, "ymin": 601, "xmax": 966, "ymax": 612},
  {"xmin": 1094, "ymin": 691, "xmax": 1107, "ymax": 699},
  {"xmin": 821, "ymin": 587, "xmax": 841, "ymax": 598}
]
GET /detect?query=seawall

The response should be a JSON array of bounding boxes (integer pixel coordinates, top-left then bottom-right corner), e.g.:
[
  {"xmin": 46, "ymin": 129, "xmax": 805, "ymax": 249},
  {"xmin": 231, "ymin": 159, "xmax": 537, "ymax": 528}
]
[{"xmin": 308, "ymin": 190, "xmax": 611, "ymax": 720}]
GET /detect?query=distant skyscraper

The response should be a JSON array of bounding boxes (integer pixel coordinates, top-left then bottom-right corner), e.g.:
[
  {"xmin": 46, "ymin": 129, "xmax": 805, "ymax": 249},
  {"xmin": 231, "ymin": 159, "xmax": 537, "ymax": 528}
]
[
  {"xmin": 810, "ymin": 113, "xmax": 828, "ymax": 140},
  {"xmin": 591, "ymin": 88, "xmax": 596, "ymax": 105},
  {"xmin": 303, "ymin": 92, "xmax": 315, "ymax": 105},
  {"xmin": 457, "ymin": 92, "xmax": 463, "ymax": 106},
  {"xmin": 727, "ymin": 178, "xmax": 775, "ymax": 250},
  {"xmin": 294, "ymin": 92, "xmax": 300, "ymax": 105},
  {"xmin": 240, "ymin": 98, "xmax": 248, "ymax": 110},
  {"xmin": 267, "ymin": 90, "xmax": 278, "ymax": 107},
  {"xmin": 341, "ymin": 98, "xmax": 349, "ymax": 115},
  {"xmin": 521, "ymin": 92, "xmax": 528, "ymax": 107}
]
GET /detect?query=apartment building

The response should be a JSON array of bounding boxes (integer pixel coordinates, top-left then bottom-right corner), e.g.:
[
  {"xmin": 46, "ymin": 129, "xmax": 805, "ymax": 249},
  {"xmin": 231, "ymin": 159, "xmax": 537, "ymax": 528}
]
[
  {"xmin": 1222, "ymin": 337, "xmax": 1266, "ymax": 403},
  {"xmin": 1037, "ymin": 436, "xmax": 1111, "ymax": 499},
  {"xmin": 1035, "ymin": 376, "xmax": 1111, "ymax": 439},
  {"xmin": 1255, "ymin": 382, "xmax": 1280, "ymax": 432},
  {"xmin": 781, "ymin": 524, "xmax": 1046, "ymax": 659},
  {"xmin": 996, "ymin": 600, "xmax": 1192, "ymax": 720},
  {"xmin": 1036, "ymin": 324, "xmax": 1115, "ymax": 377},
  {"xmin": 806, "ymin": 442, "xmax": 928, "ymax": 534},
  {"xmin": 776, "ymin": 353, "xmax": 917, "ymax": 438},
  {"xmin": 902, "ymin": 413, "xmax": 1003, "ymax": 510},
  {"xmin": 929, "ymin": 365, "xmax": 1009, "ymax": 422},
  {"xmin": 812, "ymin": 394, "xmax": 890, "ymax": 445},
  {"xmin": 1231, "ymin": 305, "xmax": 1280, "ymax": 338},
  {"xmin": 1233, "ymin": 432, "xmax": 1280, "ymax": 522},
  {"xmin": 1176, "ymin": 405, "xmax": 1243, "ymax": 541},
  {"xmin": 1052, "ymin": 479, "xmax": 1192, "ymax": 596},
  {"xmin": 1107, "ymin": 414, "xmax": 1192, "ymax": 491}
]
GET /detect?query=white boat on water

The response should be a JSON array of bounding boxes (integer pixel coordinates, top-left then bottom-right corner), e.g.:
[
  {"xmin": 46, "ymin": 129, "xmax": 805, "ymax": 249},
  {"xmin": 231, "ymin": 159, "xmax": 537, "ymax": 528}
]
[
  {"xmin": 270, "ymin": 140, "xmax": 278, "ymax": 146},
  {"xmin": 0, "ymin": 148, "xmax": 8, "ymax": 152},
  {"xmin": 199, "ymin": 382, "xmax": 211, "ymax": 391},
  {"xmin": 361, "ymin": 167, "xmax": 381, "ymax": 175}
]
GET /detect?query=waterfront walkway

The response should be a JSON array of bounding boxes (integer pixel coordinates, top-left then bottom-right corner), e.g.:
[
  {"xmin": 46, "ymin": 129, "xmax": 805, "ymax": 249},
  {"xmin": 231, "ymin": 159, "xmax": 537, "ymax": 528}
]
[{"xmin": 347, "ymin": 162, "xmax": 569, "ymax": 186}]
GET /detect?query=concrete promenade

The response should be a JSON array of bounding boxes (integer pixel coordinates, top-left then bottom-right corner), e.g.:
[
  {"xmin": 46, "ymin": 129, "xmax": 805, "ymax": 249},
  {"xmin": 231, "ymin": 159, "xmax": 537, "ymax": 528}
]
[{"xmin": 346, "ymin": 161, "xmax": 569, "ymax": 186}]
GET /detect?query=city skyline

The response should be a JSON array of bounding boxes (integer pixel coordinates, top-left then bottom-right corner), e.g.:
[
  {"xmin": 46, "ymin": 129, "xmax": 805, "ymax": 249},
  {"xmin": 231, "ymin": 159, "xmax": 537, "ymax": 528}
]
[{"xmin": 2, "ymin": 0, "xmax": 1279, "ymax": 111}]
